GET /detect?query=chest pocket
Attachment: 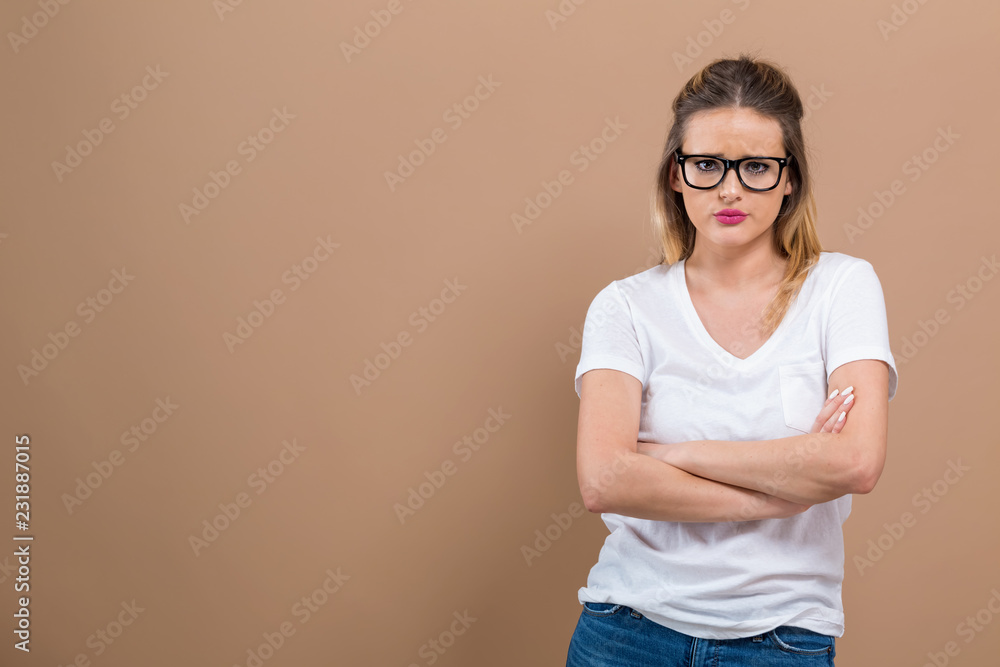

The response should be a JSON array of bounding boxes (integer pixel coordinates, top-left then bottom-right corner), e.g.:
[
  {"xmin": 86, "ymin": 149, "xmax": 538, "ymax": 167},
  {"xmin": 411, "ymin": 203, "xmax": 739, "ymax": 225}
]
[{"xmin": 777, "ymin": 361, "xmax": 828, "ymax": 433}]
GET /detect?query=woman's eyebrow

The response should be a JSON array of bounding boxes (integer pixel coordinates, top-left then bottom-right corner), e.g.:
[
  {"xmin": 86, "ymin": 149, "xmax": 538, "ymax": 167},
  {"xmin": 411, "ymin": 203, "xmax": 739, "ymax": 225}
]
[{"xmin": 685, "ymin": 152, "xmax": 776, "ymax": 158}]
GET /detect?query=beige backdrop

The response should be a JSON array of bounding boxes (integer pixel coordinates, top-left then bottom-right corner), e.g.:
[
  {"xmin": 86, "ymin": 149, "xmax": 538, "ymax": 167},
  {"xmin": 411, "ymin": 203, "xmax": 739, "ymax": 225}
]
[{"xmin": 2, "ymin": 1, "xmax": 998, "ymax": 665}]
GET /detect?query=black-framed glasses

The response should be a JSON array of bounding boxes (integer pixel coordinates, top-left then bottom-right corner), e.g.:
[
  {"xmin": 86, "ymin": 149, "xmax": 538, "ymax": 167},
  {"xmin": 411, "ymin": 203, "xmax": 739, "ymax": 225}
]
[{"xmin": 675, "ymin": 150, "xmax": 792, "ymax": 192}]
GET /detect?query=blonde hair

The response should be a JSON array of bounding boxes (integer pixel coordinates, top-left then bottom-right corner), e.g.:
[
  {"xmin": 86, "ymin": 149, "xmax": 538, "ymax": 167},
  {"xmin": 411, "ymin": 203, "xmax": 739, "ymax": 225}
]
[{"xmin": 650, "ymin": 53, "xmax": 823, "ymax": 336}]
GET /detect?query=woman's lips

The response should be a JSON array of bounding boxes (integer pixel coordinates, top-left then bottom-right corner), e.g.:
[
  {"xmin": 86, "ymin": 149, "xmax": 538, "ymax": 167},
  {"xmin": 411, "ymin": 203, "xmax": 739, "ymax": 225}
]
[{"xmin": 714, "ymin": 211, "xmax": 747, "ymax": 224}]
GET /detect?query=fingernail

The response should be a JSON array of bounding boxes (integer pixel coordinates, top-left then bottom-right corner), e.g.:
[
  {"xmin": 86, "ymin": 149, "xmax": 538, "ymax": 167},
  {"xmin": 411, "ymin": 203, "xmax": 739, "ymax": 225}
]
[
  {"xmin": 837, "ymin": 411, "xmax": 846, "ymax": 422},
  {"xmin": 828, "ymin": 389, "xmax": 840, "ymax": 400},
  {"xmin": 842, "ymin": 385, "xmax": 854, "ymax": 397},
  {"xmin": 843, "ymin": 393, "xmax": 854, "ymax": 406}
]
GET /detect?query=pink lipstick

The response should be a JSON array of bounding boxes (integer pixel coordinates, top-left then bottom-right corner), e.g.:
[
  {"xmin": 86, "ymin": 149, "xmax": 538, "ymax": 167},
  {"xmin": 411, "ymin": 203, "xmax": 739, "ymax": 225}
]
[{"xmin": 714, "ymin": 209, "xmax": 747, "ymax": 224}]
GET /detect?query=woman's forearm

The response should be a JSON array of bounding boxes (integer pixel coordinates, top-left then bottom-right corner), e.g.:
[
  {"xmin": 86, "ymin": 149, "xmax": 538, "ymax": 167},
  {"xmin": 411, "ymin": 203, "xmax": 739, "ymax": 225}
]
[
  {"xmin": 637, "ymin": 432, "xmax": 870, "ymax": 506},
  {"xmin": 584, "ymin": 450, "xmax": 810, "ymax": 522}
]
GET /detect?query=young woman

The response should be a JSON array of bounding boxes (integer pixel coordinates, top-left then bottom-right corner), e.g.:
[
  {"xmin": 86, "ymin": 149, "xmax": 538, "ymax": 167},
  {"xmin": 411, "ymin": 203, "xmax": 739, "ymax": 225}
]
[{"xmin": 566, "ymin": 54, "xmax": 898, "ymax": 666}]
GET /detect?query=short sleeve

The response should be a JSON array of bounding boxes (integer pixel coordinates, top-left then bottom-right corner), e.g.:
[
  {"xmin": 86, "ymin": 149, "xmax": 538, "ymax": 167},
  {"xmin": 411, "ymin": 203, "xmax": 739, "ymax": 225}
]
[
  {"xmin": 574, "ymin": 281, "xmax": 645, "ymax": 398},
  {"xmin": 824, "ymin": 259, "xmax": 898, "ymax": 400}
]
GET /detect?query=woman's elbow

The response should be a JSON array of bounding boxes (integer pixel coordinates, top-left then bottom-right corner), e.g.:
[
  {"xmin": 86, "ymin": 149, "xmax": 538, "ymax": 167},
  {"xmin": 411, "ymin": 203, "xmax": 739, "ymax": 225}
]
[
  {"xmin": 579, "ymin": 469, "xmax": 620, "ymax": 514},
  {"xmin": 578, "ymin": 450, "xmax": 637, "ymax": 513},
  {"xmin": 842, "ymin": 442, "xmax": 886, "ymax": 495},
  {"xmin": 580, "ymin": 481, "xmax": 606, "ymax": 513}
]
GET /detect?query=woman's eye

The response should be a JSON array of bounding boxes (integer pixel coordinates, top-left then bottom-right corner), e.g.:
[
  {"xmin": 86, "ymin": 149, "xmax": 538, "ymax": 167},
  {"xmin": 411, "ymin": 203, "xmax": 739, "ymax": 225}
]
[
  {"xmin": 745, "ymin": 161, "xmax": 768, "ymax": 174},
  {"xmin": 695, "ymin": 160, "xmax": 720, "ymax": 172}
]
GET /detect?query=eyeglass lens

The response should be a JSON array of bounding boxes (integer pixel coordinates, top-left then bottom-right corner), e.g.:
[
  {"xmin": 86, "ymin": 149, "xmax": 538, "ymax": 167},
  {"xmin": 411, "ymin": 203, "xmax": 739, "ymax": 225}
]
[{"xmin": 683, "ymin": 157, "xmax": 782, "ymax": 190}]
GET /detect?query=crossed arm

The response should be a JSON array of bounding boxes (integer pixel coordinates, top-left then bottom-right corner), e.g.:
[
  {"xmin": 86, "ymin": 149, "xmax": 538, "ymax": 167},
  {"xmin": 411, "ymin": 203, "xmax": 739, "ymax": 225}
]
[{"xmin": 576, "ymin": 359, "xmax": 891, "ymax": 522}]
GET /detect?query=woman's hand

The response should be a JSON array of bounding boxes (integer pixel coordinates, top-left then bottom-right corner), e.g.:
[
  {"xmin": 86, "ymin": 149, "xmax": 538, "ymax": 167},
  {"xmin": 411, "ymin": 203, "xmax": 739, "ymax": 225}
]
[{"xmin": 810, "ymin": 385, "xmax": 856, "ymax": 434}]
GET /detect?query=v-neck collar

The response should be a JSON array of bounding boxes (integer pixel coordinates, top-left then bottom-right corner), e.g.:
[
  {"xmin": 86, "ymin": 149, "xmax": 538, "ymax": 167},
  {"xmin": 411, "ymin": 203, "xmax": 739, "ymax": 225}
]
[{"xmin": 673, "ymin": 257, "xmax": 806, "ymax": 367}]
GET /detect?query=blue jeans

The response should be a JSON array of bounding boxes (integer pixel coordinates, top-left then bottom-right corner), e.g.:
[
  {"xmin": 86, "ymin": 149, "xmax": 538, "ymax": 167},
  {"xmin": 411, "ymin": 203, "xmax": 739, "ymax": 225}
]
[{"xmin": 566, "ymin": 602, "xmax": 836, "ymax": 666}]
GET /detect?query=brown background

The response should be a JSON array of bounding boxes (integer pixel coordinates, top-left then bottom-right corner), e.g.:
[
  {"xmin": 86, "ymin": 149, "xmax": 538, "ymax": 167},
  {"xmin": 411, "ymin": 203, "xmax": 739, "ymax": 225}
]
[{"xmin": 1, "ymin": 1, "xmax": 998, "ymax": 665}]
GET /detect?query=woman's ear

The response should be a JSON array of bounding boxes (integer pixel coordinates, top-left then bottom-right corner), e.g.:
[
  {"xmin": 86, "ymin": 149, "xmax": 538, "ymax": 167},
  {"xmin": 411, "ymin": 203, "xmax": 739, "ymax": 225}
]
[
  {"xmin": 668, "ymin": 160, "xmax": 684, "ymax": 193},
  {"xmin": 783, "ymin": 166, "xmax": 794, "ymax": 196}
]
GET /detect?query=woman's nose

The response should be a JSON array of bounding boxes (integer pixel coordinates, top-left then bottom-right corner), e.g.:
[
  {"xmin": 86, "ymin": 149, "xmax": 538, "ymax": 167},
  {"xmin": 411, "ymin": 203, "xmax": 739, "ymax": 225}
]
[{"xmin": 718, "ymin": 167, "xmax": 743, "ymax": 199}]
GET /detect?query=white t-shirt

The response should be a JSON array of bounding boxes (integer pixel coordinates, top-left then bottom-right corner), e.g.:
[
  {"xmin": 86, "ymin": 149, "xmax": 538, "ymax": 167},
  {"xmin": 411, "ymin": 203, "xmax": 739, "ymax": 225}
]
[{"xmin": 573, "ymin": 250, "xmax": 898, "ymax": 640}]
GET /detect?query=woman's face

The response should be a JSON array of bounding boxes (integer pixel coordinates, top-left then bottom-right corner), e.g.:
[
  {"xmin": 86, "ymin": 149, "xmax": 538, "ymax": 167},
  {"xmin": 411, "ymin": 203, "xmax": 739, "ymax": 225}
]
[{"xmin": 669, "ymin": 107, "xmax": 793, "ymax": 257}]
